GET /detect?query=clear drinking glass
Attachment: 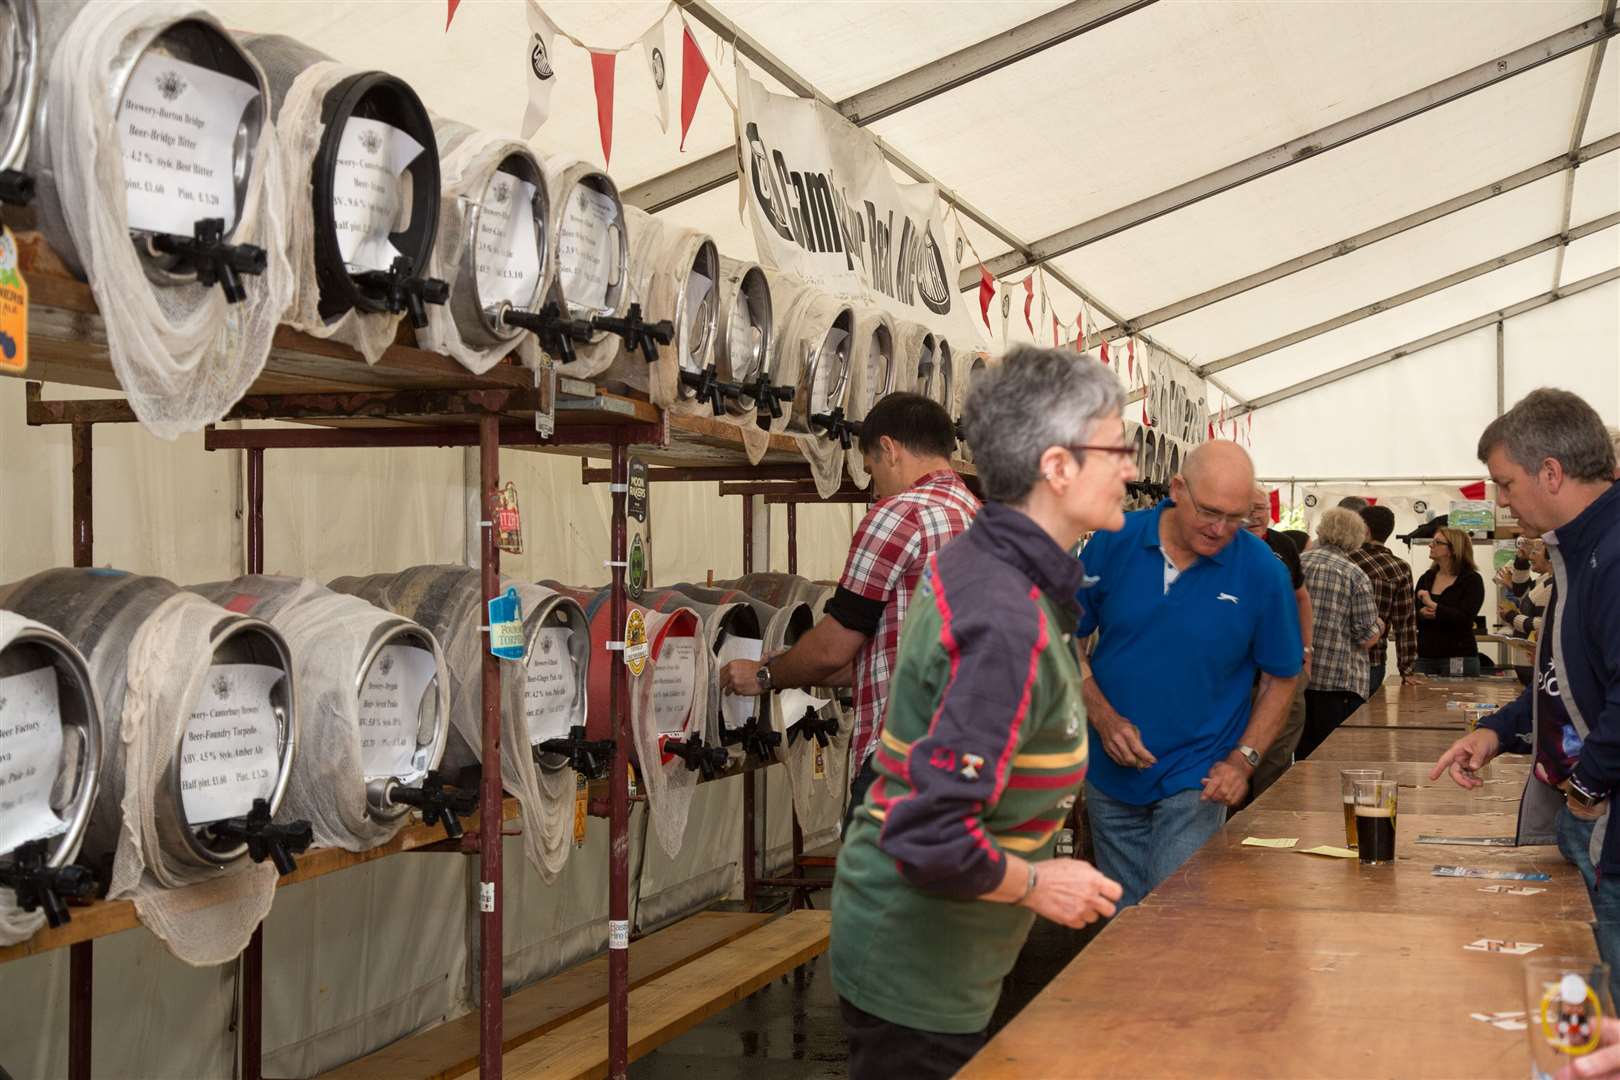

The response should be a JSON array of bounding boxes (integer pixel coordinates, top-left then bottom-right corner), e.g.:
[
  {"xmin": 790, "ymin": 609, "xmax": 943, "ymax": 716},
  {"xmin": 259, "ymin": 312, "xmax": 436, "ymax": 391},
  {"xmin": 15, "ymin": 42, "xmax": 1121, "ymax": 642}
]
[
  {"xmin": 1353, "ymin": 779, "xmax": 1397, "ymax": 864},
  {"xmin": 1340, "ymin": 769, "xmax": 1383, "ymax": 848},
  {"xmin": 1524, "ymin": 957, "xmax": 1613, "ymax": 1080}
]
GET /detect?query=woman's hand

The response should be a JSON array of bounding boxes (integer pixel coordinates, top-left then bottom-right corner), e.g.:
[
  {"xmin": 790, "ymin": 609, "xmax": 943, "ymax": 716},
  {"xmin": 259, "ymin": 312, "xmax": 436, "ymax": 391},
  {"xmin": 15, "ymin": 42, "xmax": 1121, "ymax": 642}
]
[{"xmin": 1020, "ymin": 859, "xmax": 1122, "ymax": 928}]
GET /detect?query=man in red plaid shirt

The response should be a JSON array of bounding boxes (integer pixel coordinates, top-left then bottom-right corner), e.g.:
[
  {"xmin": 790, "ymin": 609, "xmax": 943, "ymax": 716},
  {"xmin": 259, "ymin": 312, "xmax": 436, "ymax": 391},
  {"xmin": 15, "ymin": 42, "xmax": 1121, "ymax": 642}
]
[{"xmin": 719, "ymin": 393, "xmax": 978, "ymax": 819}]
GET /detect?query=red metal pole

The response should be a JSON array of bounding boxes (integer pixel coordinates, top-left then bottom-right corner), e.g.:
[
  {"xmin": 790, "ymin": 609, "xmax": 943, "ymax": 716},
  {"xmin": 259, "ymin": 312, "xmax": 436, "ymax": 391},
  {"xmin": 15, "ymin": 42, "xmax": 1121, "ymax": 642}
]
[
  {"xmin": 786, "ymin": 503, "xmax": 797, "ymax": 576},
  {"xmin": 608, "ymin": 437, "xmax": 631, "ymax": 1079},
  {"xmin": 69, "ymin": 422, "xmax": 93, "ymax": 1080},
  {"xmin": 479, "ymin": 414, "xmax": 505, "ymax": 1080},
  {"xmin": 242, "ymin": 446, "xmax": 267, "ymax": 1080}
]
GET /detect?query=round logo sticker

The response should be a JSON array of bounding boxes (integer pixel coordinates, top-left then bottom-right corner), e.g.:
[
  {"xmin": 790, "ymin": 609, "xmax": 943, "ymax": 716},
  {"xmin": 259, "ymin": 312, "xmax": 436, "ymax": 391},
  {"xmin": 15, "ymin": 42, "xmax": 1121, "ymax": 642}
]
[
  {"xmin": 624, "ymin": 609, "xmax": 649, "ymax": 677},
  {"xmin": 628, "ymin": 533, "xmax": 646, "ymax": 601},
  {"xmin": 651, "ymin": 46, "xmax": 666, "ymax": 90},
  {"xmin": 531, "ymin": 34, "xmax": 554, "ymax": 81}
]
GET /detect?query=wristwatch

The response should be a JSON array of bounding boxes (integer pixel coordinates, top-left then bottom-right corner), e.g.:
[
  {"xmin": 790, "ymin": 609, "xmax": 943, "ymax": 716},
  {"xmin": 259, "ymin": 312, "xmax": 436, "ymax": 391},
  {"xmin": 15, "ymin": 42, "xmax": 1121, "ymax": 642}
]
[
  {"xmin": 1235, "ymin": 744, "xmax": 1261, "ymax": 769},
  {"xmin": 1567, "ymin": 777, "xmax": 1605, "ymax": 810},
  {"xmin": 757, "ymin": 661, "xmax": 775, "ymax": 693}
]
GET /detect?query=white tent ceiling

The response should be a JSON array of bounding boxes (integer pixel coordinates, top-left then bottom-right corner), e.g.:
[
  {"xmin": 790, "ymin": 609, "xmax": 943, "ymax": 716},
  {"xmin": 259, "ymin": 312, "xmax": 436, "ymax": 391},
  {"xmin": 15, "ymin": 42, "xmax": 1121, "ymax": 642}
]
[{"xmin": 217, "ymin": 0, "xmax": 1620, "ymax": 448}]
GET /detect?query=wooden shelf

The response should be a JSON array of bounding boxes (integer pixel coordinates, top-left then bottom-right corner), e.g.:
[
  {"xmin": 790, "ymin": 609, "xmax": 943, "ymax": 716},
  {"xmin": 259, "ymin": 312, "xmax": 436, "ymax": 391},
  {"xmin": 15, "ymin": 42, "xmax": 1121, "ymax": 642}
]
[{"xmin": 0, "ymin": 798, "xmax": 522, "ymax": 967}]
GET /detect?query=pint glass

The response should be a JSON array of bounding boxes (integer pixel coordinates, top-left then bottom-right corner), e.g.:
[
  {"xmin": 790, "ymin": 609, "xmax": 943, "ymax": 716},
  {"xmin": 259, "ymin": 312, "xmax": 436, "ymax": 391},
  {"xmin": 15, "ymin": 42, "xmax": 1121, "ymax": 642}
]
[
  {"xmin": 1524, "ymin": 957, "xmax": 1613, "ymax": 1080},
  {"xmin": 1340, "ymin": 769, "xmax": 1383, "ymax": 847},
  {"xmin": 1353, "ymin": 779, "xmax": 1397, "ymax": 864}
]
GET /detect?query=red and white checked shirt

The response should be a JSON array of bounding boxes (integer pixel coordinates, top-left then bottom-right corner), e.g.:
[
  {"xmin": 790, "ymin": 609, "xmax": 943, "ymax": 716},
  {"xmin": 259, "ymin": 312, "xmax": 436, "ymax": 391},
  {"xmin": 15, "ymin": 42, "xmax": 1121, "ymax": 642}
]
[{"xmin": 838, "ymin": 469, "xmax": 979, "ymax": 769}]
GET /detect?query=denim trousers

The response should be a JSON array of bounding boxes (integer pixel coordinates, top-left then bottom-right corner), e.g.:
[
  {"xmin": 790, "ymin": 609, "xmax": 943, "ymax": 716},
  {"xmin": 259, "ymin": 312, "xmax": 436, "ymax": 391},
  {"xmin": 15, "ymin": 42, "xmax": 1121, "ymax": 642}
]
[
  {"xmin": 1084, "ymin": 781, "xmax": 1228, "ymax": 909},
  {"xmin": 1555, "ymin": 807, "xmax": 1620, "ymax": 1006},
  {"xmin": 1368, "ymin": 662, "xmax": 1387, "ymax": 699}
]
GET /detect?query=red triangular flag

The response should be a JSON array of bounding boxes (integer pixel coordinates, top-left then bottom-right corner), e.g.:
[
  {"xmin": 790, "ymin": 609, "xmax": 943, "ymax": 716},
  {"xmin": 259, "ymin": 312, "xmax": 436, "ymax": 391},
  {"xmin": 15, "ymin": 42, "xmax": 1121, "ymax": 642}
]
[
  {"xmin": 1052, "ymin": 313, "xmax": 1059, "ymax": 347},
  {"xmin": 1127, "ymin": 337, "xmax": 1136, "ymax": 381},
  {"xmin": 1208, "ymin": 421, "xmax": 1215, "ymax": 441},
  {"xmin": 1022, "ymin": 276, "xmax": 1035, "ymax": 335},
  {"xmin": 1459, "ymin": 480, "xmax": 1487, "ymax": 500},
  {"xmin": 1269, "ymin": 489, "xmax": 1281, "ymax": 523},
  {"xmin": 1141, "ymin": 397, "xmax": 1150, "ymax": 426},
  {"xmin": 1366, "ymin": 497, "xmax": 1378, "ymax": 506},
  {"xmin": 446, "ymin": 0, "xmax": 460, "ymax": 29},
  {"xmin": 1099, "ymin": 338, "xmax": 1110, "ymax": 365},
  {"xmin": 680, "ymin": 26, "xmax": 708, "ymax": 151},
  {"xmin": 978, "ymin": 268, "xmax": 995, "ymax": 329},
  {"xmin": 590, "ymin": 51, "xmax": 616, "ymax": 166}
]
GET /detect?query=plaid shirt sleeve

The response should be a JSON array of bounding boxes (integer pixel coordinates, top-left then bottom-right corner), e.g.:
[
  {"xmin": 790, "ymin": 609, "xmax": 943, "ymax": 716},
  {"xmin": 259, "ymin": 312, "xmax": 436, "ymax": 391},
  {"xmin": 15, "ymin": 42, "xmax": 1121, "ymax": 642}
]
[
  {"xmin": 839, "ymin": 500, "xmax": 922, "ymax": 603},
  {"xmin": 1386, "ymin": 556, "xmax": 1419, "ymax": 675}
]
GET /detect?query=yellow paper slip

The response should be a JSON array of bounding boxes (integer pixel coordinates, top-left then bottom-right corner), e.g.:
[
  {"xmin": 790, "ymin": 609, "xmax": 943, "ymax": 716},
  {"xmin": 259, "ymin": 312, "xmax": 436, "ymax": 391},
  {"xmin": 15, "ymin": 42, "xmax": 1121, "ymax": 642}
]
[
  {"xmin": 1298, "ymin": 845, "xmax": 1358, "ymax": 859},
  {"xmin": 1241, "ymin": 837, "xmax": 1298, "ymax": 849}
]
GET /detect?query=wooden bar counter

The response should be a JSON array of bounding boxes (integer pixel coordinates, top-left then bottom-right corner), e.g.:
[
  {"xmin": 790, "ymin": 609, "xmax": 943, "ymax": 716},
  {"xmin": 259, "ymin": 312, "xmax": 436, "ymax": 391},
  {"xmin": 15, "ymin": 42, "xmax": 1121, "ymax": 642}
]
[{"xmin": 962, "ymin": 679, "xmax": 1595, "ymax": 1078}]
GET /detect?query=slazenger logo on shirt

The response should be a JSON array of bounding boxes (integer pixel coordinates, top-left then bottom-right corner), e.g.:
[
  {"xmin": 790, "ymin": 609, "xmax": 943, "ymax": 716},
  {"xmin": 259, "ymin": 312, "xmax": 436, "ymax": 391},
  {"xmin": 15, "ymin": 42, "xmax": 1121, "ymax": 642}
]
[{"xmin": 1217, "ymin": 592, "xmax": 1240, "ymax": 604}]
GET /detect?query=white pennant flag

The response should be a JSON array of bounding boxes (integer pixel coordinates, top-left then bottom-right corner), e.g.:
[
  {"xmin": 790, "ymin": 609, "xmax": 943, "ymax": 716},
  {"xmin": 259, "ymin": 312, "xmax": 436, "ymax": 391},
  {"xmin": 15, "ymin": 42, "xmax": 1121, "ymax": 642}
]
[
  {"xmin": 640, "ymin": 13, "xmax": 671, "ymax": 133},
  {"xmin": 521, "ymin": 1, "xmax": 560, "ymax": 138}
]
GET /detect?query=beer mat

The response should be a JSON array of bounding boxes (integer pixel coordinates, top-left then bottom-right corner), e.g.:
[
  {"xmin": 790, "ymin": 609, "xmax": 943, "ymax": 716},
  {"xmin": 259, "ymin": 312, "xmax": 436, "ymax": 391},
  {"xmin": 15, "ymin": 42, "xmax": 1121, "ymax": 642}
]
[
  {"xmin": 1415, "ymin": 835, "xmax": 1517, "ymax": 845},
  {"xmin": 1241, "ymin": 837, "xmax": 1297, "ymax": 849},
  {"xmin": 1463, "ymin": 939, "xmax": 1542, "ymax": 955},
  {"xmin": 1297, "ymin": 845, "xmax": 1357, "ymax": 859},
  {"xmin": 1470, "ymin": 1011, "xmax": 1527, "ymax": 1023},
  {"xmin": 1478, "ymin": 885, "xmax": 1546, "ymax": 896},
  {"xmin": 1432, "ymin": 865, "xmax": 1552, "ymax": 881}
]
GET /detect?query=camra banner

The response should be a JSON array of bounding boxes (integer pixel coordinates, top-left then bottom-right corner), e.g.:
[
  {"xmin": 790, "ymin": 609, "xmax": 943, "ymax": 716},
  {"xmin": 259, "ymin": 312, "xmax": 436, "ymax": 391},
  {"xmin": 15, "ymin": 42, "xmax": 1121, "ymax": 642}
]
[{"xmin": 734, "ymin": 70, "xmax": 977, "ymax": 344}]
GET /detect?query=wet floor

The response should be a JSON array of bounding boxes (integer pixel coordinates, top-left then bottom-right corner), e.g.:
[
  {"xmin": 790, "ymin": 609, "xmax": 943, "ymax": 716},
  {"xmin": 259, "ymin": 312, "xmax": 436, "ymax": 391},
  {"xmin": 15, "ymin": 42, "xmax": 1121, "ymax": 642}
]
[{"xmin": 629, "ymin": 904, "xmax": 1102, "ymax": 1079}]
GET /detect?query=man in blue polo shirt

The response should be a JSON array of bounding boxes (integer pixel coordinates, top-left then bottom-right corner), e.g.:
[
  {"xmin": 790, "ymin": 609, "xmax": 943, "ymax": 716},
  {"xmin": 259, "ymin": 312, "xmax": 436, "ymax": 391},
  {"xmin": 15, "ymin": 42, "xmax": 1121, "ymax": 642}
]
[{"xmin": 1078, "ymin": 440, "xmax": 1302, "ymax": 908}]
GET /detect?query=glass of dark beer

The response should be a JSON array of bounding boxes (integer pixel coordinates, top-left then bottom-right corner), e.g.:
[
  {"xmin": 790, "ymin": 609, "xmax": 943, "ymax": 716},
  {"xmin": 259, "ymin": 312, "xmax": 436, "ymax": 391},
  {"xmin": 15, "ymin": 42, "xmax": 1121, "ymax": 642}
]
[
  {"xmin": 1353, "ymin": 779, "xmax": 1397, "ymax": 864},
  {"xmin": 1339, "ymin": 769, "xmax": 1383, "ymax": 847}
]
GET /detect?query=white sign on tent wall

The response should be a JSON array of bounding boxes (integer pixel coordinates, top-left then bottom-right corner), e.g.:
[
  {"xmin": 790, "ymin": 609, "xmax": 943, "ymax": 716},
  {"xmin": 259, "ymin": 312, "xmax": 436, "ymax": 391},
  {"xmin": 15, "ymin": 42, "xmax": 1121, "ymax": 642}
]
[{"xmin": 734, "ymin": 71, "xmax": 977, "ymax": 344}]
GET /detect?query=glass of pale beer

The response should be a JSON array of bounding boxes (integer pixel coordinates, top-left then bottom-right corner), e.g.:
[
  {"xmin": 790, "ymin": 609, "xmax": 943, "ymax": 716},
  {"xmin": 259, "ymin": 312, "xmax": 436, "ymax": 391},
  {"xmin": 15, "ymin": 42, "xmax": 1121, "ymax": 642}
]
[
  {"xmin": 1340, "ymin": 769, "xmax": 1383, "ymax": 847},
  {"xmin": 1523, "ymin": 956, "xmax": 1612, "ymax": 1080},
  {"xmin": 1353, "ymin": 779, "xmax": 1398, "ymax": 864}
]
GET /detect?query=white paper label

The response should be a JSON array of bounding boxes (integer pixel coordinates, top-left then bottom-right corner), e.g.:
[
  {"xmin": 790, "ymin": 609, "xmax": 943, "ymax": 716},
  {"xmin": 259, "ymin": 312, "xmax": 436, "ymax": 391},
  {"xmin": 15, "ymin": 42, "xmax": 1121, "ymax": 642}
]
[
  {"xmin": 557, "ymin": 185, "xmax": 619, "ymax": 314},
  {"xmin": 525, "ymin": 627, "xmax": 578, "ymax": 744},
  {"xmin": 0, "ymin": 667, "xmax": 68, "ymax": 855},
  {"xmin": 179, "ymin": 663, "xmax": 283, "ymax": 825},
  {"xmin": 479, "ymin": 880, "xmax": 494, "ymax": 912},
  {"xmin": 331, "ymin": 116, "xmax": 426, "ymax": 273},
  {"xmin": 476, "ymin": 175, "xmax": 544, "ymax": 307},
  {"xmin": 650, "ymin": 638, "xmax": 698, "ymax": 737},
  {"xmin": 117, "ymin": 55, "xmax": 260, "ymax": 236},
  {"xmin": 609, "ymin": 918, "xmax": 629, "ymax": 950},
  {"xmin": 777, "ymin": 687, "xmax": 828, "ymax": 730},
  {"xmin": 716, "ymin": 636, "xmax": 763, "ymax": 732},
  {"xmin": 358, "ymin": 645, "xmax": 437, "ymax": 780}
]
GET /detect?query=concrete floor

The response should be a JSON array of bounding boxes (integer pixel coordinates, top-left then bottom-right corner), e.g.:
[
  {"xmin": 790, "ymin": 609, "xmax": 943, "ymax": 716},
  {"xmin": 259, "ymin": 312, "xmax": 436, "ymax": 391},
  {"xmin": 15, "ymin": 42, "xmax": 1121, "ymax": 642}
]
[{"xmin": 629, "ymin": 908, "xmax": 1102, "ymax": 1079}]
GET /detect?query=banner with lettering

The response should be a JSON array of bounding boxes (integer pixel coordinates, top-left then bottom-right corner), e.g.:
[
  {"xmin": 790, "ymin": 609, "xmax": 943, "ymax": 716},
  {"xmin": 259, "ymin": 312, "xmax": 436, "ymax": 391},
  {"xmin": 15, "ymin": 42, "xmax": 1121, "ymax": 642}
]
[{"xmin": 734, "ymin": 71, "xmax": 976, "ymax": 343}]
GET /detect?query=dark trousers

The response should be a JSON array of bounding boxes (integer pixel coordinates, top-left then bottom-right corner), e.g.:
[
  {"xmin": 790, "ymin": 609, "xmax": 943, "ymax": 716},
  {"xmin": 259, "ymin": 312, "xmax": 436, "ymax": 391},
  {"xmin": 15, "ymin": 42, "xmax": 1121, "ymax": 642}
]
[
  {"xmin": 1296, "ymin": 689, "xmax": 1366, "ymax": 760},
  {"xmin": 841, "ymin": 997, "xmax": 986, "ymax": 1080},
  {"xmin": 843, "ymin": 755, "xmax": 880, "ymax": 836},
  {"xmin": 1368, "ymin": 662, "xmax": 1387, "ymax": 699}
]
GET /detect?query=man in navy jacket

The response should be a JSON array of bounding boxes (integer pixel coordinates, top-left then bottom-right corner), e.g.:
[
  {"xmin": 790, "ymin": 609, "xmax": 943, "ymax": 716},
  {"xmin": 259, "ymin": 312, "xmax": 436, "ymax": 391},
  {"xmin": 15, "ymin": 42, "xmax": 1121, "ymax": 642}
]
[{"xmin": 1432, "ymin": 389, "xmax": 1620, "ymax": 996}]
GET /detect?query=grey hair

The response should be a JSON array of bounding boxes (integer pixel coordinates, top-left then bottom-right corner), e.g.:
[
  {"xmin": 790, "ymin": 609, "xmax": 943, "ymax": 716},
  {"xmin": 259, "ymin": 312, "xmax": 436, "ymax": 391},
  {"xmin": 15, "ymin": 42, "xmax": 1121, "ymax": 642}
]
[
  {"xmin": 961, "ymin": 345, "xmax": 1124, "ymax": 504},
  {"xmin": 1477, "ymin": 388, "xmax": 1617, "ymax": 483},
  {"xmin": 1314, "ymin": 506, "xmax": 1368, "ymax": 552}
]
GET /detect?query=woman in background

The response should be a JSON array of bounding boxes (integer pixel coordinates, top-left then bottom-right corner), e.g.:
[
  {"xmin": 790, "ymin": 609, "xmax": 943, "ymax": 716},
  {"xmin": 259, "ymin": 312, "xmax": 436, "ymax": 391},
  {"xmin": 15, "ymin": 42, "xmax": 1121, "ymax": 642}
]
[{"xmin": 1414, "ymin": 525, "xmax": 1485, "ymax": 676}]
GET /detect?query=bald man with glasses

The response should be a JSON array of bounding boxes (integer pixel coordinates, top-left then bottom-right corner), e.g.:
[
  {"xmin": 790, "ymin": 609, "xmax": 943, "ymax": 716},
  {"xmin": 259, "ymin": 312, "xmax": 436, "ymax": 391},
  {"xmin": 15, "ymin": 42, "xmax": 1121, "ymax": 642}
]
[{"xmin": 1075, "ymin": 441, "xmax": 1303, "ymax": 908}]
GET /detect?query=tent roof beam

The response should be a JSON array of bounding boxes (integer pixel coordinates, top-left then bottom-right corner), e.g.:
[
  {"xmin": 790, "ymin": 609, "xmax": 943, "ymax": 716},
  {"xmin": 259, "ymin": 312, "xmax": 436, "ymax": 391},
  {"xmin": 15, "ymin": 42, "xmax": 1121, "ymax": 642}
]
[
  {"xmin": 1551, "ymin": 0, "xmax": 1615, "ymax": 289},
  {"xmin": 961, "ymin": 14, "xmax": 1620, "ymax": 289},
  {"xmin": 626, "ymin": 0, "xmax": 1156, "ymax": 214},
  {"xmin": 1229, "ymin": 265, "xmax": 1620, "ymax": 417},
  {"xmin": 1198, "ymin": 211, "xmax": 1620, "ymax": 376},
  {"xmin": 1081, "ymin": 132, "xmax": 1620, "ymax": 348}
]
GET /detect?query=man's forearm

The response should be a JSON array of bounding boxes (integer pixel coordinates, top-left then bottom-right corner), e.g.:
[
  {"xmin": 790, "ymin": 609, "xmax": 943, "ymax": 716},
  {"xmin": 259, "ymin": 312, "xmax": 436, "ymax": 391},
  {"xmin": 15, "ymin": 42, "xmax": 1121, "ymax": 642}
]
[
  {"xmin": 1242, "ymin": 674, "xmax": 1299, "ymax": 754},
  {"xmin": 761, "ymin": 618, "xmax": 865, "ymax": 689}
]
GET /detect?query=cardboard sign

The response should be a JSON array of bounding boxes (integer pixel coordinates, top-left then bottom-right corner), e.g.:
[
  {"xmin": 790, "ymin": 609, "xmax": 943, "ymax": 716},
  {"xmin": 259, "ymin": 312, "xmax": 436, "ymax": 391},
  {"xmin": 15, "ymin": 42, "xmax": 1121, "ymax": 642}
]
[
  {"xmin": 487, "ymin": 587, "xmax": 526, "ymax": 661},
  {"xmin": 628, "ymin": 458, "xmax": 648, "ymax": 522},
  {"xmin": 495, "ymin": 482, "xmax": 523, "ymax": 555},
  {"xmin": 0, "ymin": 226, "xmax": 26, "ymax": 374}
]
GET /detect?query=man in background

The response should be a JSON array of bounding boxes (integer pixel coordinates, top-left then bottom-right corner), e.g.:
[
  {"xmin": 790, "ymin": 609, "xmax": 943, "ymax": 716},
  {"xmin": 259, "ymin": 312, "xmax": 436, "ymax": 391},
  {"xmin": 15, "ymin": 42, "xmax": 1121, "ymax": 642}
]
[
  {"xmin": 1246, "ymin": 485, "xmax": 1313, "ymax": 800},
  {"xmin": 1337, "ymin": 495, "xmax": 1370, "ymax": 513},
  {"xmin": 1078, "ymin": 442, "xmax": 1302, "ymax": 907},
  {"xmin": 720, "ymin": 392, "xmax": 978, "ymax": 823},
  {"xmin": 1351, "ymin": 504, "xmax": 1421, "ymax": 696}
]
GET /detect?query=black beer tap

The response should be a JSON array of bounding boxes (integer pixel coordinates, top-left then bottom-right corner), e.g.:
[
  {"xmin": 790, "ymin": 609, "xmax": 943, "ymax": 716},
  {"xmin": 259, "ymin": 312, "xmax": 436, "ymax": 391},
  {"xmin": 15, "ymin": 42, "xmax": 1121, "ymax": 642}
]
[
  {"xmin": 500, "ymin": 301, "xmax": 595, "ymax": 365},
  {"xmin": 811, "ymin": 405, "xmax": 857, "ymax": 449},
  {"xmin": 385, "ymin": 770, "xmax": 479, "ymax": 840},
  {"xmin": 748, "ymin": 371, "xmax": 795, "ymax": 430},
  {"xmin": 663, "ymin": 733, "xmax": 729, "ymax": 780},
  {"xmin": 351, "ymin": 254, "xmax": 449, "ymax": 328},
  {"xmin": 211, "ymin": 799, "xmax": 313, "ymax": 876},
  {"xmin": 0, "ymin": 839, "xmax": 97, "ymax": 929},
  {"xmin": 721, "ymin": 713, "xmax": 781, "ymax": 764},
  {"xmin": 149, "ymin": 217, "xmax": 268, "ymax": 304},
  {"xmin": 592, "ymin": 302, "xmax": 674, "ymax": 362},
  {"xmin": 787, "ymin": 704, "xmax": 840, "ymax": 748},
  {"xmin": 536, "ymin": 724, "xmax": 616, "ymax": 781},
  {"xmin": 678, "ymin": 364, "xmax": 745, "ymax": 415}
]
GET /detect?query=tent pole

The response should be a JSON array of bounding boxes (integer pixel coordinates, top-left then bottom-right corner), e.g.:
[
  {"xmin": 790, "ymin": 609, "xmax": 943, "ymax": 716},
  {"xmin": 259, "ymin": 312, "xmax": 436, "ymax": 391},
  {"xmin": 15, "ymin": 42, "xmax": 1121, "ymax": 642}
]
[
  {"xmin": 478, "ymin": 414, "xmax": 504, "ymax": 1080},
  {"xmin": 68, "ymin": 422, "xmax": 94, "ymax": 1080},
  {"xmin": 607, "ymin": 435, "xmax": 631, "ymax": 1080}
]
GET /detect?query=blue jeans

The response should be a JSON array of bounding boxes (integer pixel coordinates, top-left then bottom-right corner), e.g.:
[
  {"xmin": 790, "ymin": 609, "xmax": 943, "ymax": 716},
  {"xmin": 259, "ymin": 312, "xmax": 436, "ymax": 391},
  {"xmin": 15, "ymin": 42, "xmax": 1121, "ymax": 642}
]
[
  {"xmin": 1084, "ymin": 782, "xmax": 1228, "ymax": 909},
  {"xmin": 1555, "ymin": 808, "xmax": 1620, "ymax": 1006},
  {"xmin": 1368, "ymin": 662, "xmax": 1387, "ymax": 699}
]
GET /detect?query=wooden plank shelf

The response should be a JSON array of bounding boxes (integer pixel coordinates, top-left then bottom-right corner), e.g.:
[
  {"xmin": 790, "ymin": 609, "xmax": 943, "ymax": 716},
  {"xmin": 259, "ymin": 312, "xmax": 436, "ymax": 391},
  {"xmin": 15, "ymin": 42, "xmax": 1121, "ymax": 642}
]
[{"xmin": 0, "ymin": 798, "xmax": 523, "ymax": 967}]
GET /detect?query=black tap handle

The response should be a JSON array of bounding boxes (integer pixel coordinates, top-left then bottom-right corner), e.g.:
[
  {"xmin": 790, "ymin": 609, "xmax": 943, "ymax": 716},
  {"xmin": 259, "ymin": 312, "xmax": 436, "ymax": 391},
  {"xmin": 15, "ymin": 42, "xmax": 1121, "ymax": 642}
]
[
  {"xmin": 593, "ymin": 303, "xmax": 676, "ymax": 363},
  {"xmin": 665, "ymin": 733, "xmax": 729, "ymax": 779},
  {"xmin": 507, "ymin": 303, "xmax": 595, "ymax": 365},
  {"xmin": 0, "ymin": 839, "xmax": 98, "ymax": 928},
  {"xmin": 149, "ymin": 218, "xmax": 268, "ymax": 305},
  {"xmin": 352, "ymin": 255, "xmax": 449, "ymax": 327},
  {"xmin": 388, "ymin": 770, "xmax": 480, "ymax": 840},
  {"xmin": 212, "ymin": 798, "xmax": 313, "ymax": 876},
  {"xmin": 537, "ymin": 725, "xmax": 617, "ymax": 781},
  {"xmin": 811, "ymin": 407, "xmax": 853, "ymax": 448},
  {"xmin": 0, "ymin": 168, "xmax": 34, "ymax": 207},
  {"xmin": 788, "ymin": 705, "xmax": 840, "ymax": 748}
]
